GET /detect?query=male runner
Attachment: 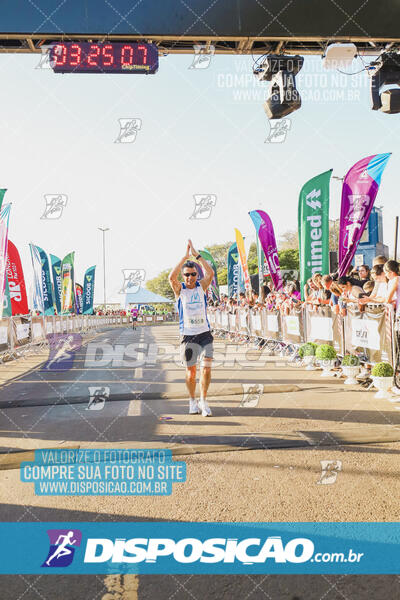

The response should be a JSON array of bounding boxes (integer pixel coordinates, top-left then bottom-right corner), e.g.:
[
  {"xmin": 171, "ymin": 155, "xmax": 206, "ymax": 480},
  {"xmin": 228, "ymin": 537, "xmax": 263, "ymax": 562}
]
[
  {"xmin": 169, "ymin": 240, "xmax": 214, "ymax": 416},
  {"xmin": 131, "ymin": 306, "xmax": 139, "ymax": 330}
]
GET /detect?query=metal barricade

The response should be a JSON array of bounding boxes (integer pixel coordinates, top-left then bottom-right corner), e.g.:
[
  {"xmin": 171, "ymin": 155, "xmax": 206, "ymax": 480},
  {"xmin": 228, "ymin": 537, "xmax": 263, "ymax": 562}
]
[
  {"xmin": 0, "ymin": 318, "xmax": 10, "ymax": 358},
  {"xmin": 238, "ymin": 308, "xmax": 249, "ymax": 335},
  {"xmin": 249, "ymin": 309, "xmax": 263, "ymax": 338},
  {"xmin": 304, "ymin": 304, "xmax": 334, "ymax": 347},
  {"xmin": 344, "ymin": 303, "xmax": 393, "ymax": 364},
  {"xmin": 281, "ymin": 305, "xmax": 305, "ymax": 346},
  {"xmin": 263, "ymin": 310, "xmax": 281, "ymax": 341},
  {"xmin": 10, "ymin": 316, "xmax": 31, "ymax": 351}
]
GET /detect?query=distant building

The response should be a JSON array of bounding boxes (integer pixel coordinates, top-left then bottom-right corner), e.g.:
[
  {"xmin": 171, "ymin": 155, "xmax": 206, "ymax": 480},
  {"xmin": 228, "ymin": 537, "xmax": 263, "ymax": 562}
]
[{"xmin": 355, "ymin": 206, "xmax": 388, "ymax": 267}]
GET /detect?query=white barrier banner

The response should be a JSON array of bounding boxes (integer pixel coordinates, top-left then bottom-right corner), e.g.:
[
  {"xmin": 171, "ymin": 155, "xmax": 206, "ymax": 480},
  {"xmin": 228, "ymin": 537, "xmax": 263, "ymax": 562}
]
[
  {"xmin": 351, "ymin": 318, "xmax": 380, "ymax": 350},
  {"xmin": 284, "ymin": 316, "xmax": 300, "ymax": 336},
  {"xmin": 46, "ymin": 321, "xmax": 53, "ymax": 334},
  {"xmin": 146, "ymin": 317, "xmax": 153, "ymax": 322},
  {"xmin": 123, "ymin": 318, "xmax": 127, "ymax": 323},
  {"xmin": 156, "ymin": 316, "xmax": 163, "ymax": 321},
  {"xmin": 16, "ymin": 323, "xmax": 30, "ymax": 340},
  {"xmin": 0, "ymin": 326, "xmax": 7, "ymax": 344},
  {"xmin": 252, "ymin": 314, "xmax": 262, "ymax": 330},
  {"xmin": 221, "ymin": 312, "xmax": 229, "ymax": 327},
  {"xmin": 267, "ymin": 314, "xmax": 279, "ymax": 333},
  {"xmin": 32, "ymin": 323, "xmax": 43, "ymax": 339},
  {"xmin": 239, "ymin": 312, "xmax": 247, "ymax": 328},
  {"xmin": 310, "ymin": 317, "xmax": 333, "ymax": 341},
  {"xmin": 55, "ymin": 321, "xmax": 61, "ymax": 333}
]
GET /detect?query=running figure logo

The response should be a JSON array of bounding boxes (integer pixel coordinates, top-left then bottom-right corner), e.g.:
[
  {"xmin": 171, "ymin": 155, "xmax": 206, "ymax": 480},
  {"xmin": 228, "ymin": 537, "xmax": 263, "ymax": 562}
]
[
  {"xmin": 119, "ymin": 269, "xmax": 146, "ymax": 294},
  {"xmin": 265, "ymin": 118, "xmax": 291, "ymax": 143},
  {"xmin": 35, "ymin": 45, "xmax": 53, "ymax": 69},
  {"xmin": 240, "ymin": 384, "xmax": 263, "ymax": 407},
  {"xmin": 41, "ymin": 194, "xmax": 68, "ymax": 220},
  {"xmin": 42, "ymin": 333, "xmax": 82, "ymax": 371},
  {"xmin": 189, "ymin": 195, "xmax": 217, "ymax": 220},
  {"xmin": 87, "ymin": 386, "xmax": 110, "ymax": 410},
  {"xmin": 317, "ymin": 460, "xmax": 342, "ymax": 485},
  {"xmin": 42, "ymin": 529, "xmax": 82, "ymax": 567},
  {"xmin": 115, "ymin": 118, "xmax": 142, "ymax": 143},
  {"xmin": 188, "ymin": 44, "xmax": 215, "ymax": 69}
]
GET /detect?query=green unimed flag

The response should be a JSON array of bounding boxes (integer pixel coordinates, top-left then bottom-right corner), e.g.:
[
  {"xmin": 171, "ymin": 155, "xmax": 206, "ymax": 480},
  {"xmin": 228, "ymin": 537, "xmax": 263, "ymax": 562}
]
[
  {"xmin": 298, "ymin": 169, "xmax": 332, "ymax": 300},
  {"xmin": 2, "ymin": 275, "xmax": 11, "ymax": 317},
  {"xmin": 0, "ymin": 189, "xmax": 6, "ymax": 212}
]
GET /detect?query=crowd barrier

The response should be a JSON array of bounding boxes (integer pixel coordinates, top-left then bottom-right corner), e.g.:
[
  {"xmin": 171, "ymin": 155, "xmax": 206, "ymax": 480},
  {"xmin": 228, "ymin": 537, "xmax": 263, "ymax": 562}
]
[
  {"xmin": 0, "ymin": 313, "xmax": 176, "ymax": 361},
  {"xmin": 209, "ymin": 303, "xmax": 398, "ymax": 365}
]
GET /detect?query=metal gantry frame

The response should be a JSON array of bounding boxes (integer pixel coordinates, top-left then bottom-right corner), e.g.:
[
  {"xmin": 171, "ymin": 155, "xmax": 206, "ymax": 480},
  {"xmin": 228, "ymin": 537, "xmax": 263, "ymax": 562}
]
[{"xmin": 0, "ymin": 35, "xmax": 399, "ymax": 56}]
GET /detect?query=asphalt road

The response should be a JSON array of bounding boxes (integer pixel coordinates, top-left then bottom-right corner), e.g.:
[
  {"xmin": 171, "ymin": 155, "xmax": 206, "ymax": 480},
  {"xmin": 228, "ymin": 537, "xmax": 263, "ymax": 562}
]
[{"xmin": 0, "ymin": 323, "xmax": 399, "ymax": 599}]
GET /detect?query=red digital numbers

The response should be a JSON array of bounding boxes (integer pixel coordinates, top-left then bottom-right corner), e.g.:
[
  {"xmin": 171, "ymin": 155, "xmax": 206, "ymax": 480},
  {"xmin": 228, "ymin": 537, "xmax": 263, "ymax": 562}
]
[
  {"xmin": 87, "ymin": 44, "xmax": 101, "ymax": 66},
  {"xmin": 121, "ymin": 45, "xmax": 134, "ymax": 66},
  {"xmin": 54, "ymin": 44, "xmax": 67, "ymax": 66},
  {"xmin": 69, "ymin": 43, "xmax": 82, "ymax": 66},
  {"xmin": 51, "ymin": 42, "xmax": 157, "ymax": 73},
  {"xmin": 102, "ymin": 44, "xmax": 114, "ymax": 66},
  {"xmin": 137, "ymin": 44, "xmax": 148, "ymax": 65}
]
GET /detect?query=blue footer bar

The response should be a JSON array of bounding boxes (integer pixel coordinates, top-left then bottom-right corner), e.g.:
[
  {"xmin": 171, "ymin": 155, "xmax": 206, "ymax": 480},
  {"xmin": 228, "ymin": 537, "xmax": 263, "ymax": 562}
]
[{"xmin": 0, "ymin": 522, "xmax": 398, "ymax": 574}]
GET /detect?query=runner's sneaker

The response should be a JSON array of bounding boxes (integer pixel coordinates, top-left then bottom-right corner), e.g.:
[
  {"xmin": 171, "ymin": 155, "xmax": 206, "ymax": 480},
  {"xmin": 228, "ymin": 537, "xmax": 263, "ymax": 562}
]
[
  {"xmin": 189, "ymin": 399, "xmax": 200, "ymax": 414},
  {"xmin": 198, "ymin": 398, "xmax": 212, "ymax": 417}
]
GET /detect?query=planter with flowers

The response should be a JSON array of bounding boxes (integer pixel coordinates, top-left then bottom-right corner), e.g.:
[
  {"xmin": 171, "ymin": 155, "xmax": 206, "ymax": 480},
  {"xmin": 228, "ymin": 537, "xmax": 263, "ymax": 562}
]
[
  {"xmin": 315, "ymin": 344, "xmax": 337, "ymax": 377},
  {"xmin": 371, "ymin": 362, "xmax": 394, "ymax": 399},
  {"xmin": 299, "ymin": 342, "xmax": 318, "ymax": 370},
  {"xmin": 341, "ymin": 354, "xmax": 361, "ymax": 385}
]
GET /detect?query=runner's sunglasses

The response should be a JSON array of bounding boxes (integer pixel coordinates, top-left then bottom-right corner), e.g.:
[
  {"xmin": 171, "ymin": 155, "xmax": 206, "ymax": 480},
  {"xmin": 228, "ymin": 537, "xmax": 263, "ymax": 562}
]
[{"xmin": 183, "ymin": 272, "xmax": 197, "ymax": 277}]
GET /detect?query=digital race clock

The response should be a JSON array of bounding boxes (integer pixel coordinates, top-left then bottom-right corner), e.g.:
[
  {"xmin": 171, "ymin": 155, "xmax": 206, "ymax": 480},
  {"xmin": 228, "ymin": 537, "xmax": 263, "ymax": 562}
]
[{"xmin": 49, "ymin": 42, "xmax": 158, "ymax": 74}]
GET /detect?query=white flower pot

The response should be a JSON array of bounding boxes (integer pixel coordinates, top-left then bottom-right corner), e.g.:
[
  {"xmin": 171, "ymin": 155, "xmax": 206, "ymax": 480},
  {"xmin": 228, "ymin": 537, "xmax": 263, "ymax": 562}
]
[
  {"xmin": 372, "ymin": 376, "xmax": 393, "ymax": 399},
  {"xmin": 303, "ymin": 355, "xmax": 316, "ymax": 370},
  {"xmin": 342, "ymin": 365, "xmax": 360, "ymax": 385},
  {"xmin": 318, "ymin": 359, "xmax": 337, "ymax": 377}
]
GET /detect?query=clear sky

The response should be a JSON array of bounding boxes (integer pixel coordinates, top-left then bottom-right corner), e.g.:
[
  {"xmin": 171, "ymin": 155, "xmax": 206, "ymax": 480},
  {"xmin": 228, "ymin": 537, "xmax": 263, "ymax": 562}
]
[{"xmin": 1, "ymin": 50, "xmax": 399, "ymax": 304}]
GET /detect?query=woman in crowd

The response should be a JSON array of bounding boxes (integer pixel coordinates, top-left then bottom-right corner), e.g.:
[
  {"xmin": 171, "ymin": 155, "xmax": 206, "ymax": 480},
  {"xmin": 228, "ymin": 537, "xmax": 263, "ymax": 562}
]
[
  {"xmin": 384, "ymin": 260, "xmax": 400, "ymax": 314},
  {"xmin": 359, "ymin": 264, "xmax": 388, "ymax": 304},
  {"xmin": 304, "ymin": 277, "xmax": 318, "ymax": 302}
]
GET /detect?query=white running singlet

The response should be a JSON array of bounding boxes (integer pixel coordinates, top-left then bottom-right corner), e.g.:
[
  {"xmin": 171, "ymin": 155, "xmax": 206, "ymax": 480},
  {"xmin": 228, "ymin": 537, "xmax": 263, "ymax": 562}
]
[{"xmin": 177, "ymin": 281, "xmax": 210, "ymax": 335}]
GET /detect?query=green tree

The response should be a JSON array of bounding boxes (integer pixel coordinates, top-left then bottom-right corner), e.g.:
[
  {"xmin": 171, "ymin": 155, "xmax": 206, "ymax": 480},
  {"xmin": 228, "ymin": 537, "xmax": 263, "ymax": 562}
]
[
  {"xmin": 218, "ymin": 266, "xmax": 227, "ymax": 285},
  {"xmin": 204, "ymin": 242, "xmax": 233, "ymax": 270},
  {"xmin": 278, "ymin": 248, "xmax": 299, "ymax": 271},
  {"xmin": 146, "ymin": 269, "xmax": 175, "ymax": 300}
]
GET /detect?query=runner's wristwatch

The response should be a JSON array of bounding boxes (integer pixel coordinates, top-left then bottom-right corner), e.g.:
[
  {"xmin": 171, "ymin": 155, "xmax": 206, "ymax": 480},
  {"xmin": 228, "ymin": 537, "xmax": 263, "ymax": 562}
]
[{"xmin": 195, "ymin": 254, "xmax": 201, "ymax": 260}]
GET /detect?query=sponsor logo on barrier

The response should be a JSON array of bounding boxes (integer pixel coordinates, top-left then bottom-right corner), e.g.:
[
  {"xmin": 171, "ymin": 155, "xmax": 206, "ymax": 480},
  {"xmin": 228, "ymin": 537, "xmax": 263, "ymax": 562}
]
[
  {"xmin": 240, "ymin": 384, "xmax": 263, "ymax": 407},
  {"xmin": 41, "ymin": 194, "xmax": 68, "ymax": 220},
  {"xmin": 115, "ymin": 118, "xmax": 142, "ymax": 143},
  {"xmin": 42, "ymin": 529, "xmax": 82, "ymax": 567},
  {"xmin": 188, "ymin": 44, "xmax": 215, "ymax": 70},
  {"xmin": 189, "ymin": 194, "xmax": 217, "ymax": 220},
  {"xmin": 87, "ymin": 387, "xmax": 109, "ymax": 411},
  {"xmin": 317, "ymin": 460, "xmax": 342, "ymax": 485},
  {"xmin": 351, "ymin": 319, "xmax": 380, "ymax": 350},
  {"xmin": 285, "ymin": 316, "xmax": 300, "ymax": 336}
]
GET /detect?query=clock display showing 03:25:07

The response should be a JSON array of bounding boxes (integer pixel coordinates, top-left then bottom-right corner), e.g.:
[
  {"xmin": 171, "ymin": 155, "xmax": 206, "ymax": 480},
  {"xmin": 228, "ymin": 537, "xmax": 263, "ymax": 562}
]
[{"xmin": 49, "ymin": 42, "xmax": 159, "ymax": 74}]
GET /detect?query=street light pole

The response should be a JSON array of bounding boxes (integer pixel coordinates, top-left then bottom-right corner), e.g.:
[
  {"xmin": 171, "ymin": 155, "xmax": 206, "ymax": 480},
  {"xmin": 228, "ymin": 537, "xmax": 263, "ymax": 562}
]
[{"xmin": 98, "ymin": 227, "xmax": 110, "ymax": 309}]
